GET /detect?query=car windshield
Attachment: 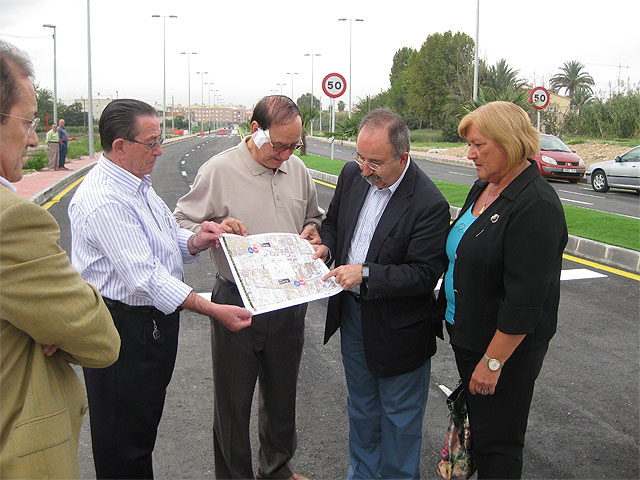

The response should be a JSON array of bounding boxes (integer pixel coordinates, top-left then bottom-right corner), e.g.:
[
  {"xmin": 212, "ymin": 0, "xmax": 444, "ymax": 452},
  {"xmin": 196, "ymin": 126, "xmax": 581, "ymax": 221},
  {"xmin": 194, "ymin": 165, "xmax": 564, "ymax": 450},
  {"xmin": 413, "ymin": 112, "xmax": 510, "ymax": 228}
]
[{"xmin": 540, "ymin": 135, "xmax": 572, "ymax": 153}]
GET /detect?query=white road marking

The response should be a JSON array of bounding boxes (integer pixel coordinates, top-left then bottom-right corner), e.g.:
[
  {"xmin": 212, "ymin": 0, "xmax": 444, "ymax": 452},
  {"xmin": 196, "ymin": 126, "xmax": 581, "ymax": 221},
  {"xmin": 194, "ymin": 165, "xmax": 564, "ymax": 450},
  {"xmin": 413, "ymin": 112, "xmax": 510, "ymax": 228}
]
[
  {"xmin": 181, "ymin": 171, "xmax": 187, "ymax": 177},
  {"xmin": 558, "ymin": 189, "xmax": 603, "ymax": 199},
  {"xmin": 448, "ymin": 171, "xmax": 475, "ymax": 177},
  {"xmin": 185, "ymin": 153, "xmax": 189, "ymax": 157},
  {"xmin": 198, "ymin": 292, "xmax": 211, "ymax": 300},
  {"xmin": 434, "ymin": 268, "xmax": 606, "ymax": 291},
  {"xmin": 561, "ymin": 268, "xmax": 607, "ymax": 280},
  {"xmin": 559, "ymin": 197, "xmax": 593, "ymax": 205},
  {"xmin": 181, "ymin": 160, "xmax": 185, "ymax": 165}
]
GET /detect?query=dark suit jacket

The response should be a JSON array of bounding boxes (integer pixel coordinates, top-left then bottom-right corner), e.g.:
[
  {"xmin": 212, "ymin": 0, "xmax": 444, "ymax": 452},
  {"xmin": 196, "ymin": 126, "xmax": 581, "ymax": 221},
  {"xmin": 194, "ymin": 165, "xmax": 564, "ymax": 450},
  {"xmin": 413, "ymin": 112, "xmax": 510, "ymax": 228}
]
[
  {"xmin": 320, "ymin": 160, "xmax": 450, "ymax": 378},
  {"xmin": 436, "ymin": 161, "xmax": 568, "ymax": 354}
]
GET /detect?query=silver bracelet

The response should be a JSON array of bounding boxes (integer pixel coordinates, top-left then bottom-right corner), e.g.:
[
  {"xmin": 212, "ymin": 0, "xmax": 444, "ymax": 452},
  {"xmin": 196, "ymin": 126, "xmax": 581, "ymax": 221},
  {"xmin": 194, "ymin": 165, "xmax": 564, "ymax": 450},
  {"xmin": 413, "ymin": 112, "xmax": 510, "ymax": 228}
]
[{"xmin": 189, "ymin": 234, "xmax": 206, "ymax": 253}]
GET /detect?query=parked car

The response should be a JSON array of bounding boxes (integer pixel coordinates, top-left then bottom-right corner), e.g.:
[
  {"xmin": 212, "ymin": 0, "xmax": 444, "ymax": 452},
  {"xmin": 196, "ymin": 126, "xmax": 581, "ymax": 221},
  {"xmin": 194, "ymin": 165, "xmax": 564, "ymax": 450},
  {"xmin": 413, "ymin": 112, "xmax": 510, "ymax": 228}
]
[
  {"xmin": 585, "ymin": 146, "xmax": 640, "ymax": 193},
  {"xmin": 533, "ymin": 134, "xmax": 585, "ymax": 183}
]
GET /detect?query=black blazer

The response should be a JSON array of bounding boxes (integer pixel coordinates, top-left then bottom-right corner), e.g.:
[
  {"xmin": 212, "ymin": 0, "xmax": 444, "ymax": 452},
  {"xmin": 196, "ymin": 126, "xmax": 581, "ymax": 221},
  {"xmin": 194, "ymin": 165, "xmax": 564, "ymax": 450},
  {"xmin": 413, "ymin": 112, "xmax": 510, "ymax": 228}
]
[
  {"xmin": 436, "ymin": 161, "xmax": 568, "ymax": 354},
  {"xmin": 320, "ymin": 160, "xmax": 450, "ymax": 378}
]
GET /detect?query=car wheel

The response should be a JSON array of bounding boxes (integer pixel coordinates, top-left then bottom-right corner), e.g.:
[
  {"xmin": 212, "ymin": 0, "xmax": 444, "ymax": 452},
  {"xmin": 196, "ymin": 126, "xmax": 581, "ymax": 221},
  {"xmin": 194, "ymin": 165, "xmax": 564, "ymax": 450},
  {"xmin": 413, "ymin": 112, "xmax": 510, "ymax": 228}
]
[{"xmin": 591, "ymin": 170, "xmax": 609, "ymax": 192}]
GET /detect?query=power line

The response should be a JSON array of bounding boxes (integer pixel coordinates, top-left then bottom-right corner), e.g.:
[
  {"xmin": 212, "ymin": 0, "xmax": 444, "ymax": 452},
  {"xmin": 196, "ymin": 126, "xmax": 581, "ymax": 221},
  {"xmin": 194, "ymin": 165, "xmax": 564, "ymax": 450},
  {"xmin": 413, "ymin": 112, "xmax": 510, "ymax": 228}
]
[{"xmin": 0, "ymin": 32, "xmax": 50, "ymax": 39}]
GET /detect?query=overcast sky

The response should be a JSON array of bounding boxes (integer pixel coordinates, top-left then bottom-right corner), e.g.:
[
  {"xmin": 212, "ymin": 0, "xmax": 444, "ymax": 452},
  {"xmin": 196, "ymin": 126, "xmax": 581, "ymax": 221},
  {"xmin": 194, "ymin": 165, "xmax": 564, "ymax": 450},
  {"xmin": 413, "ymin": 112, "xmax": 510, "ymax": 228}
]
[{"xmin": 1, "ymin": 0, "xmax": 638, "ymax": 110}]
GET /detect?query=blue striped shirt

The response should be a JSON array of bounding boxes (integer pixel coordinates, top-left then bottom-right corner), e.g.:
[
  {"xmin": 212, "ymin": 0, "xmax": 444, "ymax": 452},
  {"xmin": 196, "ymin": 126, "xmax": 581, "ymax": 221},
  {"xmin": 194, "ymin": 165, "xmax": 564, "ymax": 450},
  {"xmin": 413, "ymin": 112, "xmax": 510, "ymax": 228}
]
[
  {"xmin": 69, "ymin": 155, "xmax": 194, "ymax": 314},
  {"xmin": 346, "ymin": 158, "xmax": 410, "ymax": 267}
]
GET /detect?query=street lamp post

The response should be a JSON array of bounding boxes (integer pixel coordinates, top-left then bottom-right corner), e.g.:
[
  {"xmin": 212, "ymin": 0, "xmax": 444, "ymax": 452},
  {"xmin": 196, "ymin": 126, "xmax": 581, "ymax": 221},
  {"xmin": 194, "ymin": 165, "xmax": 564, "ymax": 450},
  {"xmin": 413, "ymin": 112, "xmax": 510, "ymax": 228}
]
[
  {"xmin": 180, "ymin": 51, "xmax": 197, "ymax": 133},
  {"xmin": 43, "ymin": 24, "xmax": 57, "ymax": 125},
  {"xmin": 285, "ymin": 72, "xmax": 299, "ymax": 100},
  {"xmin": 304, "ymin": 53, "xmax": 320, "ymax": 135},
  {"xmin": 276, "ymin": 83, "xmax": 286, "ymax": 95},
  {"xmin": 85, "ymin": 0, "xmax": 95, "ymax": 157},
  {"xmin": 473, "ymin": 0, "xmax": 480, "ymax": 101},
  {"xmin": 152, "ymin": 14, "xmax": 177, "ymax": 138},
  {"xmin": 196, "ymin": 71, "xmax": 208, "ymax": 131},
  {"xmin": 338, "ymin": 18, "xmax": 364, "ymax": 119},
  {"xmin": 205, "ymin": 81, "xmax": 213, "ymax": 131}
]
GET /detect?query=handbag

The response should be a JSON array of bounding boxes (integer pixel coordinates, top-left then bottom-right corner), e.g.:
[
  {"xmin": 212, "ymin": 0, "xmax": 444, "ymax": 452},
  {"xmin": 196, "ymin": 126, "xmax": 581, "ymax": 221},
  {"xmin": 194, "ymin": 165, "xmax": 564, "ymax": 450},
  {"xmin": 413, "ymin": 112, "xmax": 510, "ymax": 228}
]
[{"xmin": 436, "ymin": 382, "xmax": 476, "ymax": 480}]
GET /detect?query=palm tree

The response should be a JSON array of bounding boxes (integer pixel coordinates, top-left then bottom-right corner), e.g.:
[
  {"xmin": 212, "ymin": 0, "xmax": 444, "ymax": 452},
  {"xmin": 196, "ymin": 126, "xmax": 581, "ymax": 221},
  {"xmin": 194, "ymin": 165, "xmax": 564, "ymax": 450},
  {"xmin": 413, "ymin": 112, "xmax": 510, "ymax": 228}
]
[
  {"xmin": 484, "ymin": 58, "xmax": 526, "ymax": 92},
  {"xmin": 550, "ymin": 60, "xmax": 595, "ymax": 98}
]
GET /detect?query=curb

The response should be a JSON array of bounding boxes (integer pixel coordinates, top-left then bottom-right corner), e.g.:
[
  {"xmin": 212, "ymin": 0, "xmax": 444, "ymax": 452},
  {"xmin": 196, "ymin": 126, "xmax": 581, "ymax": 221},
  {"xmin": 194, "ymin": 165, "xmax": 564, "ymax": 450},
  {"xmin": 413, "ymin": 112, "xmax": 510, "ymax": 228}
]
[
  {"xmin": 307, "ymin": 168, "xmax": 640, "ymax": 274},
  {"xmin": 30, "ymin": 162, "xmax": 97, "ymax": 205}
]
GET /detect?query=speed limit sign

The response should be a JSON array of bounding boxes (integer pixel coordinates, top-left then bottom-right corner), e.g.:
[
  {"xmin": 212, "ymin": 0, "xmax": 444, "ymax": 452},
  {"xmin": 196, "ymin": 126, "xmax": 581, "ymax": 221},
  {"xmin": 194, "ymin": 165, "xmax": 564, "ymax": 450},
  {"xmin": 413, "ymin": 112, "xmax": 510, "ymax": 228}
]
[
  {"xmin": 530, "ymin": 86, "xmax": 550, "ymax": 110},
  {"xmin": 322, "ymin": 73, "xmax": 347, "ymax": 98}
]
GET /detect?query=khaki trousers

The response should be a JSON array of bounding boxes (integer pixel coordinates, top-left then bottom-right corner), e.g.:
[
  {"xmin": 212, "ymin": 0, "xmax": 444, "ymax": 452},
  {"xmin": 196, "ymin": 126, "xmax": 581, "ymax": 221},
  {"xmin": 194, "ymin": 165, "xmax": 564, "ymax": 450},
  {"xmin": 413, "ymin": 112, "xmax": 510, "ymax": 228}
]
[{"xmin": 47, "ymin": 143, "xmax": 59, "ymax": 169}]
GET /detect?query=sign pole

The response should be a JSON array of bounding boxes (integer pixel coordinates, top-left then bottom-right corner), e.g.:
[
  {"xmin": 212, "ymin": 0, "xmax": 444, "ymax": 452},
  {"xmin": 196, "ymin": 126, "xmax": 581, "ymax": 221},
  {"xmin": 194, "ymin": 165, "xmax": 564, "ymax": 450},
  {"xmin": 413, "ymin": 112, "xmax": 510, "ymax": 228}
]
[
  {"xmin": 537, "ymin": 110, "xmax": 541, "ymax": 132},
  {"xmin": 330, "ymin": 98, "xmax": 336, "ymax": 160}
]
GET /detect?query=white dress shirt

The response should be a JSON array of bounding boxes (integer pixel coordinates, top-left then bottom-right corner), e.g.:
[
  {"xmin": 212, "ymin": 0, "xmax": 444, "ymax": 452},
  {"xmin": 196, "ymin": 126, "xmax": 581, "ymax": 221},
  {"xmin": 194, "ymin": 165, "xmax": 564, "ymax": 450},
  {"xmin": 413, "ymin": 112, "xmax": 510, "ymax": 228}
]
[
  {"xmin": 69, "ymin": 155, "xmax": 195, "ymax": 314},
  {"xmin": 346, "ymin": 158, "xmax": 411, "ymax": 266}
]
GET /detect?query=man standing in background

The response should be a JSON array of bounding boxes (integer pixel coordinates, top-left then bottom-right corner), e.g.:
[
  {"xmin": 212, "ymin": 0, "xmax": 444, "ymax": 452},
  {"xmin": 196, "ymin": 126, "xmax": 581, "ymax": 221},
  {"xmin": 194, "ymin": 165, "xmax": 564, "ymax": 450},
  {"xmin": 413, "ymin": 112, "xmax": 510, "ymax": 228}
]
[
  {"xmin": 57, "ymin": 118, "xmax": 69, "ymax": 170},
  {"xmin": 45, "ymin": 122, "xmax": 59, "ymax": 170}
]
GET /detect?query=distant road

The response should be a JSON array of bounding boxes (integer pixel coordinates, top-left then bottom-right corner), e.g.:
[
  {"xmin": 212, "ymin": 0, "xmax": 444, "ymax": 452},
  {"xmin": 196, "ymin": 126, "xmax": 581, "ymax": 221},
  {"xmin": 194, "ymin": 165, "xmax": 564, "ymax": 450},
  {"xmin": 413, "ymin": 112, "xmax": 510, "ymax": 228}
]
[{"xmin": 306, "ymin": 138, "xmax": 640, "ymax": 219}]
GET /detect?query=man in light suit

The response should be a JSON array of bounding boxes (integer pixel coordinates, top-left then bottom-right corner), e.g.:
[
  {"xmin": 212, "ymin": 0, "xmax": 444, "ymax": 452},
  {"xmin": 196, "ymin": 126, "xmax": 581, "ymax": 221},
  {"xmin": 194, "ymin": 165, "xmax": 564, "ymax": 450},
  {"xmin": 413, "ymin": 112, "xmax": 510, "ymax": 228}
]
[
  {"xmin": 315, "ymin": 108, "xmax": 450, "ymax": 479},
  {"xmin": 0, "ymin": 40, "xmax": 121, "ymax": 478}
]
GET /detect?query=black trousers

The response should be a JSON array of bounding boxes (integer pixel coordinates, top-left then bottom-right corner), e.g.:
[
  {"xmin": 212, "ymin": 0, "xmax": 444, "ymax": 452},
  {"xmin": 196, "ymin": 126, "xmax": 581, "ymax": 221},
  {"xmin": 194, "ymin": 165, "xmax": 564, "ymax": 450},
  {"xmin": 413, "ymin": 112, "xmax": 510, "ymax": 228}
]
[
  {"xmin": 453, "ymin": 343, "xmax": 549, "ymax": 479},
  {"xmin": 84, "ymin": 298, "xmax": 180, "ymax": 479},
  {"xmin": 210, "ymin": 277, "xmax": 306, "ymax": 479}
]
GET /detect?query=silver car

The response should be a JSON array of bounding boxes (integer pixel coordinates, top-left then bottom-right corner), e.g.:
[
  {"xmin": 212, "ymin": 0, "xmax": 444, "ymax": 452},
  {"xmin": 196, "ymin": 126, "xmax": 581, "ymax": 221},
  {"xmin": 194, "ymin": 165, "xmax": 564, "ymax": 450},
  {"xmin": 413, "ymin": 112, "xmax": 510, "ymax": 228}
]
[{"xmin": 586, "ymin": 146, "xmax": 640, "ymax": 193}]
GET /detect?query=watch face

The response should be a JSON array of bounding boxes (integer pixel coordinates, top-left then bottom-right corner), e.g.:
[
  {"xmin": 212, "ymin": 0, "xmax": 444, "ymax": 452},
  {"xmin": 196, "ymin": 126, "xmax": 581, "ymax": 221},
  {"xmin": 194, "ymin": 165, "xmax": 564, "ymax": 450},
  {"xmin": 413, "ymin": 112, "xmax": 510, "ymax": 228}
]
[{"xmin": 488, "ymin": 359, "xmax": 501, "ymax": 371}]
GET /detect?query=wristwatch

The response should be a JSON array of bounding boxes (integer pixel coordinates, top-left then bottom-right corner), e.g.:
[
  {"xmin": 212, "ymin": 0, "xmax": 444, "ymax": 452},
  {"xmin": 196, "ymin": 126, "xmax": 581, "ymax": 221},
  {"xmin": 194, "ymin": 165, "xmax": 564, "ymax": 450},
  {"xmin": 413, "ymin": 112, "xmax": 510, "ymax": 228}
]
[
  {"xmin": 361, "ymin": 263, "xmax": 369, "ymax": 282},
  {"xmin": 483, "ymin": 353, "xmax": 503, "ymax": 371}
]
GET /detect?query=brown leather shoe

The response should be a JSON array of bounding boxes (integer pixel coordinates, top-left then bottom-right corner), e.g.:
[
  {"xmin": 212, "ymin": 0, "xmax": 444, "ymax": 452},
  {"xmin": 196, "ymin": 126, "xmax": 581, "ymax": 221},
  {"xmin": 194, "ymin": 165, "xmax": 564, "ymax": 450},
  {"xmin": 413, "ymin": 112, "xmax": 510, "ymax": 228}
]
[
  {"xmin": 256, "ymin": 472, "xmax": 311, "ymax": 480},
  {"xmin": 289, "ymin": 473, "xmax": 311, "ymax": 480}
]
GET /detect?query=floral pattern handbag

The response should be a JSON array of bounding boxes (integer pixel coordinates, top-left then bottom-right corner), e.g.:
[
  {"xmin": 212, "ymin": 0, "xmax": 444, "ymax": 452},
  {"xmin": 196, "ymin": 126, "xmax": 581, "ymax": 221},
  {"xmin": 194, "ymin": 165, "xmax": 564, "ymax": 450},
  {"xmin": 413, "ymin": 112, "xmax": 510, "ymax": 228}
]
[{"xmin": 437, "ymin": 383, "xmax": 476, "ymax": 480}]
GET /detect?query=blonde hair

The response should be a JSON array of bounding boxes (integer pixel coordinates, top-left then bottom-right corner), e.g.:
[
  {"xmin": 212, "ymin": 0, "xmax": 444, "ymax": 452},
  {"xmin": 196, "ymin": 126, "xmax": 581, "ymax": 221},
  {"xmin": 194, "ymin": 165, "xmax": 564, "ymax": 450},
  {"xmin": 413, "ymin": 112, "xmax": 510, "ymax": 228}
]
[{"xmin": 458, "ymin": 101, "xmax": 539, "ymax": 169}]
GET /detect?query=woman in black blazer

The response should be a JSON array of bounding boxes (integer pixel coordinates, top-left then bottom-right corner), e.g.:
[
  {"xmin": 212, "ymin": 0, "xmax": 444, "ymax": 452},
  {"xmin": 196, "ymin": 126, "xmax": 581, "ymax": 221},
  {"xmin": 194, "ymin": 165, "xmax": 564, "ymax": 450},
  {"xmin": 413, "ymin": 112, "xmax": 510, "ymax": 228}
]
[{"xmin": 439, "ymin": 101, "xmax": 568, "ymax": 479}]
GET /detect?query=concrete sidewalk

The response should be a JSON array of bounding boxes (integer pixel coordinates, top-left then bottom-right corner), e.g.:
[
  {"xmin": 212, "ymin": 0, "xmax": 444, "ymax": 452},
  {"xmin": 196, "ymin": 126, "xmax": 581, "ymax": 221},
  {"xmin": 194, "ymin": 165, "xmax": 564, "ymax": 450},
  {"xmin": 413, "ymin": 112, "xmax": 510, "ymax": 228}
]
[{"xmin": 15, "ymin": 135, "xmax": 639, "ymax": 274}]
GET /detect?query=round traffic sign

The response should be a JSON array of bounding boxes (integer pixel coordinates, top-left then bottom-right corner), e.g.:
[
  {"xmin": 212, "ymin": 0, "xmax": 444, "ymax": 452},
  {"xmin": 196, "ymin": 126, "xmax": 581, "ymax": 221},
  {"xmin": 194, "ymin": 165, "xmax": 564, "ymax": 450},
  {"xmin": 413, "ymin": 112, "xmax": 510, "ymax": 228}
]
[
  {"xmin": 530, "ymin": 86, "xmax": 550, "ymax": 110},
  {"xmin": 322, "ymin": 73, "xmax": 347, "ymax": 98}
]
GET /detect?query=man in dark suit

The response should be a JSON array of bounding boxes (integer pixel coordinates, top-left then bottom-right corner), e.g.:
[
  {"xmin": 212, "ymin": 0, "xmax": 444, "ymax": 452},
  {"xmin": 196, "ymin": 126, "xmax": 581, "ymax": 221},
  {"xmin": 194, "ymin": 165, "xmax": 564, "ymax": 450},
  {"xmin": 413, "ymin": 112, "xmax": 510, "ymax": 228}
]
[{"xmin": 315, "ymin": 108, "xmax": 450, "ymax": 479}]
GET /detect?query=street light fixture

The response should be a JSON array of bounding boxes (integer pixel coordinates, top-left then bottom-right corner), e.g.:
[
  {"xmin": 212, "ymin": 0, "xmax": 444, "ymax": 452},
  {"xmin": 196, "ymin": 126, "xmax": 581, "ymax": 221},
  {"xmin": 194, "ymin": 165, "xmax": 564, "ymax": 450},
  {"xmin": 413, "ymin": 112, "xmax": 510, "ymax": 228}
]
[
  {"xmin": 285, "ymin": 72, "xmax": 299, "ymax": 100},
  {"xmin": 196, "ymin": 71, "xmax": 208, "ymax": 106},
  {"xmin": 180, "ymin": 51, "xmax": 197, "ymax": 133},
  {"xmin": 152, "ymin": 14, "xmax": 178, "ymax": 138},
  {"xmin": 43, "ymin": 24, "xmax": 57, "ymax": 124},
  {"xmin": 276, "ymin": 83, "xmax": 287, "ymax": 95},
  {"xmin": 304, "ymin": 53, "xmax": 320, "ymax": 134},
  {"xmin": 338, "ymin": 18, "xmax": 363, "ymax": 119}
]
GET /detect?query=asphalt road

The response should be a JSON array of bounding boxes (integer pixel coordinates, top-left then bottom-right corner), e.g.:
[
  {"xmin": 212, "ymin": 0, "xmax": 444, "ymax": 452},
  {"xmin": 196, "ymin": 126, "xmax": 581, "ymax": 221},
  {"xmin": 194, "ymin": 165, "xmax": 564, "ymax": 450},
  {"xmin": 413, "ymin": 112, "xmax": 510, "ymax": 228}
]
[
  {"xmin": 47, "ymin": 135, "xmax": 639, "ymax": 479},
  {"xmin": 306, "ymin": 138, "xmax": 640, "ymax": 219}
]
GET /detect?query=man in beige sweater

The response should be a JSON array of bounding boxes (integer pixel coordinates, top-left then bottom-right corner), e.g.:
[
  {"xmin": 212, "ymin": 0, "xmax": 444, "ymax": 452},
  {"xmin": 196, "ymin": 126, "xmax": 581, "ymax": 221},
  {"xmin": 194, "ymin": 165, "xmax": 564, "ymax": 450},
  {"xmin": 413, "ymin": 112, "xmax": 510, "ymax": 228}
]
[{"xmin": 174, "ymin": 95, "xmax": 323, "ymax": 480}]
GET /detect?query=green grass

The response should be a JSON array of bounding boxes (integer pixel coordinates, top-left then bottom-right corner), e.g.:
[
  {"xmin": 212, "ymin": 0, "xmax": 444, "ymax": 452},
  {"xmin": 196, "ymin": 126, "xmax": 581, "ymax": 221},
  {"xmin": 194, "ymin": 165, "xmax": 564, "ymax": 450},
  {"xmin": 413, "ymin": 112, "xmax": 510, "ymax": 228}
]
[
  {"xmin": 301, "ymin": 154, "xmax": 640, "ymax": 251},
  {"xmin": 24, "ymin": 135, "xmax": 100, "ymax": 172},
  {"xmin": 299, "ymin": 154, "xmax": 346, "ymax": 176},
  {"xmin": 564, "ymin": 136, "xmax": 640, "ymax": 147}
]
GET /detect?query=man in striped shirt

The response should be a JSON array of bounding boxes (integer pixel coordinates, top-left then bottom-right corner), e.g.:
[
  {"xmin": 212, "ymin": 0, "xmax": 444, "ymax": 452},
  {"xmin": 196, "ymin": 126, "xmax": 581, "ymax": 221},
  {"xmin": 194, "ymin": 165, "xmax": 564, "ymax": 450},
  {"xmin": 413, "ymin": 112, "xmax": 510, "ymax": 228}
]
[{"xmin": 68, "ymin": 99, "xmax": 252, "ymax": 479}]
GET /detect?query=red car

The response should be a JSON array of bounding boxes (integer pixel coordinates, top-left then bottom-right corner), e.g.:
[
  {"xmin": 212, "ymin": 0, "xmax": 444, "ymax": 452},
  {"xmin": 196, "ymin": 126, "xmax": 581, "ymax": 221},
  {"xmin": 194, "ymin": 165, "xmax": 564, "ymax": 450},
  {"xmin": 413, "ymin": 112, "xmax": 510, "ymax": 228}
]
[{"xmin": 533, "ymin": 134, "xmax": 585, "ymax": 183}]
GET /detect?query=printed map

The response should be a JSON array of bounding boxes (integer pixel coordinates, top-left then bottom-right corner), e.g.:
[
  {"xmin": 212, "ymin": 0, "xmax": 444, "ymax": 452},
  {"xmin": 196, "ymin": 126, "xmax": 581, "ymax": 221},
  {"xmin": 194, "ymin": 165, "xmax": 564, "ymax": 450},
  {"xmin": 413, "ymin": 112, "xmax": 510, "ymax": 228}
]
[{"xmin": 220, "ymin": 232, "xmax": 342, "ymax": 315}]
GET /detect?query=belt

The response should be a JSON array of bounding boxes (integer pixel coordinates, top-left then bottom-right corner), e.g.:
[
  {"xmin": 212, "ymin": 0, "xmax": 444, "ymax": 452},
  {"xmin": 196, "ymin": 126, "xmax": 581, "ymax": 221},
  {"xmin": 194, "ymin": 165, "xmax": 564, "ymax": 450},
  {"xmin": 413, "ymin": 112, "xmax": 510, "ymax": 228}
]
[
  {"xmin": 102, "ymin": 297, "xmax": 182, "ymax": 318},
  {"xmin": 346, "ymin": 290, "xmax": 360, "ymax": 303}
]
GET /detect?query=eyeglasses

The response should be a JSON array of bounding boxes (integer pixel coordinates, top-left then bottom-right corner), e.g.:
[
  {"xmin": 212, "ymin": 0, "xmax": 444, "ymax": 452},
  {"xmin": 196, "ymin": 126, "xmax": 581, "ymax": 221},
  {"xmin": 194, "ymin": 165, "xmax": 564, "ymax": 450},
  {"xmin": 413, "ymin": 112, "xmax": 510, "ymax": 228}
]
[
  {"xmin": 352, "ymin": 151, "xmax": 395, "ymax": 171},
  {"xmin": 126, "ymin": 136, "xmax": 165, "ymax": 149},
  {"xmin": 268, "ymin": 138, "xmax": 304, "ymax": 154},
  {"xmin": 0, "ymin": 113, "xmax": 40, "ymax": 135}
]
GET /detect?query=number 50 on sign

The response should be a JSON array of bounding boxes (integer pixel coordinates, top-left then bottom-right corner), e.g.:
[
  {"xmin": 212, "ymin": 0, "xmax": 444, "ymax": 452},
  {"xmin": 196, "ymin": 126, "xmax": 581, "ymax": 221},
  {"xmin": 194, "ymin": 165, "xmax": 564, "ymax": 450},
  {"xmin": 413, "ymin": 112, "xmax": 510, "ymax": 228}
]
[{"xmin": 530, "ymin": 86, "xmax": 550, "ymax": 110}]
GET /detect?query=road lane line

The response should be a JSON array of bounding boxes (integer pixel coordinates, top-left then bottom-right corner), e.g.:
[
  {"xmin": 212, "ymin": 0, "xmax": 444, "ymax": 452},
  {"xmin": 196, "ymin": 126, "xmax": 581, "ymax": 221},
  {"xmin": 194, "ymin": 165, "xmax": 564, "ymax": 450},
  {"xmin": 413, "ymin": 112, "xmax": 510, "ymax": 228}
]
[
  {"xmin": 558, "ymin": 189, "xmax": 603, "ymax": 199},
  {"xmin": 561, "ymin": 268, "xmax": 606, "ymax": 280},
  {"xmin": 437, "ymin": 383, "xmax": 453, "ymax": 396},
  {"xmin": 43, "ymin": 177, "xmax": 85, "ymax": 210},
  {"xmin": 563, "ymin": 253, "xmax": 640, "ymax": 281},
  {"xmin": 447, "ymin": 171, "xmax": 475, "ymax": 177},
  {"xmin": 559, "ymin": 197, "xmax": 593, "ymax": 205}
]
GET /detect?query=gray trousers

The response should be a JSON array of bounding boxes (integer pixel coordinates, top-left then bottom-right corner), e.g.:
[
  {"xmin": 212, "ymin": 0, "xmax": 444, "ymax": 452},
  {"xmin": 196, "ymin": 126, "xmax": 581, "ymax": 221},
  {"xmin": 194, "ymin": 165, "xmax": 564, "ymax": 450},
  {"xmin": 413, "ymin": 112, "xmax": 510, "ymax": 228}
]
[
  {"xmin": 47, "ymin": 143, "xmax": 59, "ymax": 169},
  {"xmin": 210, "ymin": 277, "xmax": 306, "ymax": 479}
]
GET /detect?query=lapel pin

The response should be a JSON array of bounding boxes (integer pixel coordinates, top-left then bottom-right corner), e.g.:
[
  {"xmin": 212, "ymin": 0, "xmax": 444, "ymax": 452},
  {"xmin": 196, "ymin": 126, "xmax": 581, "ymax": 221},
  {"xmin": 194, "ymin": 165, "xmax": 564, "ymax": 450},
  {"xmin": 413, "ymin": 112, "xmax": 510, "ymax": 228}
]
[{"xmin": 491, "ymin": 214, "xmax": 500, "ymax": 223}]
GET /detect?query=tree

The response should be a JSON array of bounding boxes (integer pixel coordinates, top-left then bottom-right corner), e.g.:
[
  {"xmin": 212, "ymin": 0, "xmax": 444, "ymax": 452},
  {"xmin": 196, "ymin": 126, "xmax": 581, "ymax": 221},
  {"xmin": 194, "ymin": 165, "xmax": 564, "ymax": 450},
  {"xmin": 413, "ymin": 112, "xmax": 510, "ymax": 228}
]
[
  {"xmin": 550, "ymin": 60, "xmax": 595, "ymax": 99},
  {"xmin": 387, "ymin": 47, "xmax": 415, "ymax": 117},
  {"xmin": 484, "ymin": 58, "xmax": 526, "ymax": 92},
  {"xmin": 34, "ymin": 83, "xmax": 54, "ymax": 125},
  {"xmin": 405, "ymin": 31, "xmax": 475, "ymax": 128},
  {"xmin": 337, "ymin": 100, "xmax": 345, "ymax": 112},
  {"xmin": 57, "ymin": 102, "xmax": 85, "ymax": 126}
]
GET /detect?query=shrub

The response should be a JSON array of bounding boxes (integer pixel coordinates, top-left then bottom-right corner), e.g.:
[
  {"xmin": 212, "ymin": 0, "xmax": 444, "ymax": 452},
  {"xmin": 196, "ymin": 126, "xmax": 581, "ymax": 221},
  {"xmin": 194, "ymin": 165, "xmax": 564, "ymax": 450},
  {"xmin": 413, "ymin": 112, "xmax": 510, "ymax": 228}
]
[{"xmin": 23, "ymin": 150, "xmax": 47, "ymax": 170}]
